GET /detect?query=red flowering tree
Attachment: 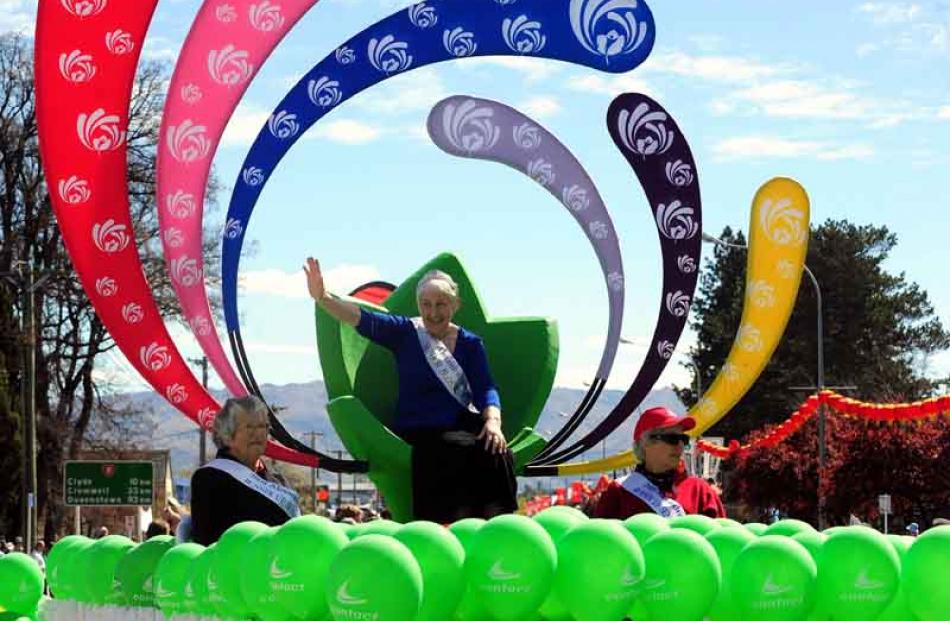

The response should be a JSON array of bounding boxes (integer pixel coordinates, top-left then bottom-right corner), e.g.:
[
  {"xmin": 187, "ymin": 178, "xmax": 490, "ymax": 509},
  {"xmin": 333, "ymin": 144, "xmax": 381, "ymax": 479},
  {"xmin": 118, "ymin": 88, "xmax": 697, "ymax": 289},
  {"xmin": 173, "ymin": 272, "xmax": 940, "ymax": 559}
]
[{"xmin": 722, "ymin": 413, "xmax": 950, "ymax": 527}]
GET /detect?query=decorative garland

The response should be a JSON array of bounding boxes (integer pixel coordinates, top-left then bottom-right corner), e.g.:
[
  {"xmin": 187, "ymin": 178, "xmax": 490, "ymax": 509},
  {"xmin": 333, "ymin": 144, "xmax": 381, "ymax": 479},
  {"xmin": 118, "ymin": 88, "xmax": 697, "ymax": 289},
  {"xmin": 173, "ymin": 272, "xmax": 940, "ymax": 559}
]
[{"xmin": 696, "ymin": 390, "xmax": 950, "ymax": 459}]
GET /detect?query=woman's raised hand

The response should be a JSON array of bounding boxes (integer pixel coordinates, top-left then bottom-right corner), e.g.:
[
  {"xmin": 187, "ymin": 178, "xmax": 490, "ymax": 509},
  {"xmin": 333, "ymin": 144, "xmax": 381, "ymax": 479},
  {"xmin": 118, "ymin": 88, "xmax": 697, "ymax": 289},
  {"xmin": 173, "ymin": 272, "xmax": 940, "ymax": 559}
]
[{"xmin": 304, "ymin": 257, "xmax": 326, "ymax": 301}]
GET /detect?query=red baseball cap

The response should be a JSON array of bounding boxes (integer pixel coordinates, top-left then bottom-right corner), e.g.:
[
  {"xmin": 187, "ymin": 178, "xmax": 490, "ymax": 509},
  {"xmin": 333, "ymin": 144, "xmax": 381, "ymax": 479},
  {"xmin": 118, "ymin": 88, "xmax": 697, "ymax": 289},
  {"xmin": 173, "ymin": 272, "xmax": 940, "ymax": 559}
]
[{"xmin": 633, "ymin": 407, "xmax": 696, "ymax": 443}]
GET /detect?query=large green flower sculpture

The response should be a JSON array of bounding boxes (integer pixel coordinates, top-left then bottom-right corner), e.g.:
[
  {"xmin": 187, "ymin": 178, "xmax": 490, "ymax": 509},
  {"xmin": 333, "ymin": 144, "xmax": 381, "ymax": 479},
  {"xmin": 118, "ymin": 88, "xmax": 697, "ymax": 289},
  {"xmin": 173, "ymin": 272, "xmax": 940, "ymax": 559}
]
[{"xmin": 315, "ymin": 253, "xmax": 559, "ymax": 521}]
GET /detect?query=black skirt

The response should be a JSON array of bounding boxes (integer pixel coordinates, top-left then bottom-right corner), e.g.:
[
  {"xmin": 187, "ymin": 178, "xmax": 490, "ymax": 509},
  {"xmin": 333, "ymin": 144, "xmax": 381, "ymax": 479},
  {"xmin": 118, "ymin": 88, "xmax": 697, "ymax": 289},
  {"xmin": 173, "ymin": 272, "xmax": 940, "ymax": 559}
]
[{"xmin": 399, "ymin": 413, "xmax": 518, "ymax": 523}]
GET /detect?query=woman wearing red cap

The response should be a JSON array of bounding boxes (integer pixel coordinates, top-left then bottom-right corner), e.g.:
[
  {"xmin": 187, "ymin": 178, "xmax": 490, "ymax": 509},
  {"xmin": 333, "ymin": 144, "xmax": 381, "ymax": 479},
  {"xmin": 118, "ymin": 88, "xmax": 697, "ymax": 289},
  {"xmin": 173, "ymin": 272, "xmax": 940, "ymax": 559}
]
[{"xmin": 593, "ymin": 407, "xmax": 725, "ymax": 519}]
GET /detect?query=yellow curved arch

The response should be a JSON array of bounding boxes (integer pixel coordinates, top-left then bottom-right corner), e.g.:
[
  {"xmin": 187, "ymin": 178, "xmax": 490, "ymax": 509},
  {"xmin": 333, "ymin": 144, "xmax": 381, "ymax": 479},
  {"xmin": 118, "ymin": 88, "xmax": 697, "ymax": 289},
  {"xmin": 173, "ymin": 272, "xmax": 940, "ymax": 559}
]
[{"xmin": 554, "ymin": 177, "xmax": 810, "ymax": 476}]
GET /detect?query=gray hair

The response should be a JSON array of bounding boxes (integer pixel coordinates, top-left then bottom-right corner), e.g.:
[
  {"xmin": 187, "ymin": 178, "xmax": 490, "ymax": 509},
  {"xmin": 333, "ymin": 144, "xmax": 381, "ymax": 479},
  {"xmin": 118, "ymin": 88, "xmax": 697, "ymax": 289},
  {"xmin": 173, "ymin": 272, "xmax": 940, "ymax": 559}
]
[
  {"xmin": 212, "ymin": 395, "xmax": 267, "ymax": 448},
  {"xmin": 415, "ymin": 270, "xmax": 460, "ymax": 302}
]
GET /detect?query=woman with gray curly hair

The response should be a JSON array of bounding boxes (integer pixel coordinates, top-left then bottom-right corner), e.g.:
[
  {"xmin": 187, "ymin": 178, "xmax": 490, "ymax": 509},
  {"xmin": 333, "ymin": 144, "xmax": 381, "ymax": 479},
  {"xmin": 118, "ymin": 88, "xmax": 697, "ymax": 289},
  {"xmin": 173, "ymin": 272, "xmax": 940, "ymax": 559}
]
[
  {"xmin": 189, "ymin": 396, "xmax": 300, "ymax": 544},
  {"xmin": 305, "ymin": 257, "xmax": 516, "ymax": 523},
  {"xmin": 594, "ymin": 407, "xmax": 725, "ymax": 519}
]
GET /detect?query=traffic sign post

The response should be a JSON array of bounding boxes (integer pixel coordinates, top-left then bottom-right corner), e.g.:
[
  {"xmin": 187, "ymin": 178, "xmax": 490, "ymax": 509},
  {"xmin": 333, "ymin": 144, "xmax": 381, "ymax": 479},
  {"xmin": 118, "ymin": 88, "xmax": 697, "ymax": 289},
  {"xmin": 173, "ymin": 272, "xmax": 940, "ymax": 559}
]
[
  {"xmin": 64, "ymin": 461, "xmax": 155, "ymax": 507},
  {"xmin": 879, "ymin": 494, "xmax": 892, "ymax": 533}
]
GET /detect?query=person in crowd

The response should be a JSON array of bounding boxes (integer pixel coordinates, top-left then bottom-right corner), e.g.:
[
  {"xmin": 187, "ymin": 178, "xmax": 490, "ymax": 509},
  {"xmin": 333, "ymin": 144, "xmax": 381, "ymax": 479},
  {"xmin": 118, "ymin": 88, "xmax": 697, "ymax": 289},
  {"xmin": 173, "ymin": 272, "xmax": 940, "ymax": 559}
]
[
  {"xmin": 933, "ymin": 517, "xmax": 949, "ymax": 527},
  {"xmin": 594, "ymin": 407, "xmax": 726, "ymax": 519},
  {"xmin": 163, "ymin": 498, "xmax": 183, "ymax": 533},
  {"xmin": 305, "ymin": 258, "xmax": 517, "ymax": 522},
  {"xmin": 30, "ymin": 540, "xmax": 46, "ymax": 571},
  {"xmin": 13, "ymin": 536, "xmax": 24, "ymax": 552},
  {"xmin": 93, "ymin": 527, "xmax": 109, "ymax": 539},
  {"xmin": 189, "ymin": 396, "xmax": 301, "ymax": 545},
  {"xmin": 144, "ymin": 520, "xmax": 170, "ymax": 539},
  {"xmin": 906, "ymin": 522, "xmax": 920, "ymax": 537},
  {"xmin": 335, "ymin": 504, "xmax": 364, "ymax": 523}
]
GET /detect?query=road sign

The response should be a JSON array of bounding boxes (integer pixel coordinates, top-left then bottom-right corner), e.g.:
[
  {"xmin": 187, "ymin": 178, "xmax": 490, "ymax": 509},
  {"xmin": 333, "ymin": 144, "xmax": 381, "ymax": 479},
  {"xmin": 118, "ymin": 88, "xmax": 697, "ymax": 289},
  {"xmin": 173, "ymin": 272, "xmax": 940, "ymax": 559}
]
[
  {"xmin": 879, "ymin": 494, "xmax": 892, "ymax": 515},
  {"xmin": 65, "ymin": 461, "xmax": 154, "ymax": 507}
]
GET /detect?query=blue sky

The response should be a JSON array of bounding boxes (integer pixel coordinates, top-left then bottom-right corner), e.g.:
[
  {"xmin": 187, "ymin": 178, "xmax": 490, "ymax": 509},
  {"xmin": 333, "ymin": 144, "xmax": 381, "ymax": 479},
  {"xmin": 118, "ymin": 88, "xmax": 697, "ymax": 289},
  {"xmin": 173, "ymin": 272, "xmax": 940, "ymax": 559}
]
[{"xmin": 10, "ymin": 0, "xmax": 950, "ymax": 394}]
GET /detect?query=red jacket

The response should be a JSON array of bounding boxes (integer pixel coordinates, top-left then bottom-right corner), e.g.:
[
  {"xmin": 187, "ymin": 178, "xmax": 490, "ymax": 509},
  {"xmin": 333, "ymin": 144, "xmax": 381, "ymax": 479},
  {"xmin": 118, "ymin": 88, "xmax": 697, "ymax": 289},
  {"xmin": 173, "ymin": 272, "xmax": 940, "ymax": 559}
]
[{"xmin": 593, "ymin": 468, "xmax": 726, "ymax": 520}]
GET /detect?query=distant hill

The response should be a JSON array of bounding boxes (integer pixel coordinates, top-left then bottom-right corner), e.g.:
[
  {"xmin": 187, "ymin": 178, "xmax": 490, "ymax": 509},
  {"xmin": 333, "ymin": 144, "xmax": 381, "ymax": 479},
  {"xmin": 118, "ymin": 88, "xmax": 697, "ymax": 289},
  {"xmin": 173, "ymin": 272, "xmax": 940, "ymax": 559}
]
[{"xmin": 113, "ymin": 381, "xmax": 684, "ymax": 483}]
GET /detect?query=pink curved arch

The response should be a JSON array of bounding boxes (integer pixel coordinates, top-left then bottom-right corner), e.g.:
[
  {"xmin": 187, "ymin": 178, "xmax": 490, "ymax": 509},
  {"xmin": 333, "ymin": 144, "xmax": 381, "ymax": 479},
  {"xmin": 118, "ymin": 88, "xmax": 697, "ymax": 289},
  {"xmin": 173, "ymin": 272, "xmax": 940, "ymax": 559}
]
[
  {"xmin": 156, "ymin": 0, "xmax": 318, "ymax": 395},
  {"xmin": 35, "ymin": 0, "xmax": 315, "ymax": 467}
]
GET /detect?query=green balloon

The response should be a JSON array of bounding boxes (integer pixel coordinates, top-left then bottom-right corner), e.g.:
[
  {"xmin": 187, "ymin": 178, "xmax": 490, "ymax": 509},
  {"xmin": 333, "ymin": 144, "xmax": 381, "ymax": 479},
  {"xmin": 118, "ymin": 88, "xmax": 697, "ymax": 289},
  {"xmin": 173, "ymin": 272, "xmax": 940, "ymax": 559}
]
[
  {"xmin": 903, "ymin": 525, "xmax": 950, "ymax": 621},
  {"xmin": 537, "ymin": 505, "xmax": 589, "ymax": 521},
  {"xmin": 745, "ymin": 523, "xmax": 768, "ymax": 536},
  {"xmin": 448, "ymin": 518, "xmax": 487, "ymax": 621},
  {"xmin": 240, "ymin": 527, "xmax": 294, "ymax": 621},
  {"xmin": 705, "ymin": 526, "xmax": 757, "ymax": 621},
  {"xmin": 641, "ymin": 529, "xmax": 720, "ymax": 621},
  {"xmin": 273, "ymin": 515, "xmax": 349, "ymax": 621},
  {"xmin": 338, "ymin": 522, "xmax": 361, "ymax": 540},
  {"xmin": 467, "ymin": 515, "xmax": 557, "ymax": 621},
  {"xmin": 731, "ymin": 536, "xmax": 817, "ymax": 621},
  {"xmin": 821, "ymin": 527, "xmax": 848, "ymax": 537},
  {"xmin": 623, "ymin": 513, "xmax": 670, "ymax": 548},
  {"xmin": 670, "ymin": 514, "xmax": 721, "ymax": 536},
  {"xmin": 534, "ymin": 509, "xmax": 586, "ymax": 621},
  {"xmin": 116, "ymin": 535, "xmax": 175, "ymax": 608},
  {"xmin": 354, "ymin": 519, "xmax": 402, "ymax": 538},
  {"xmin": 186, "ymin": 545, "xmax": 216, "ymax": 617},
  {"xmin": 212, "ymin": 521, "xmax": 269, "ymax": 619},
  {"xmin": 0, "ymin": 553, "xmax": 44, "ymax": 615},
  {"xmin": 874, "ymin": 535, "xmax": 913, "ymax": 621},
  {"xmin": 716, "ymin": 518, "xmax": 744, "ymax": 529},
  {"xmin": 45, "ymin": 536, "xmax": 89, "ymax": 600},
  {"xmin": 555, "ymin": 519, "xmax": 645, "ymax": 621},
  {"xmin": 205, "ymin": 545, "xmax": 231, "ymax": 619},
  {"xmin": 82, "ymin": 535, "xmax": 136, "ymax": 605},
  {"xmin": 395, "ymin": 521, "xmax": 466, "ymax": 621},
  {"xmin": 791, "ymin": 531, "xmax": 825, "ymax": 565},
  {"xmin": 766, "ymin": 520, "xmax": 817, "ymax": 538},
  {"xmin": 154, "ymin": 543, "xmax": 205, "ymax": 618},
  {"xmin": 326, "ymin": 535, "xmax": 422, "ymax": 621},
  {"xmin": 817, "ymin": 527, "xmax": 899, "ymax": 621},
  {"xmin": 58, "ymin": 537, "xmax": 95, "ymax": 602},
  {"xmin": 0, "ymin": 612, "xmax": 32, "ymax": 621}
]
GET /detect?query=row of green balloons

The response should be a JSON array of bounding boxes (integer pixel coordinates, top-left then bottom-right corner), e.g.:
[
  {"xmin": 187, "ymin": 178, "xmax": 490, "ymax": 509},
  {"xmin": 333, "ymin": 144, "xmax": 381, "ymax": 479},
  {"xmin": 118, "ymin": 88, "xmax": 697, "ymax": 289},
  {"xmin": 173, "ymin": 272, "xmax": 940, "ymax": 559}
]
[{"xmin": 16, "ymin": 512, "xmax": 950, "ymax": 621}]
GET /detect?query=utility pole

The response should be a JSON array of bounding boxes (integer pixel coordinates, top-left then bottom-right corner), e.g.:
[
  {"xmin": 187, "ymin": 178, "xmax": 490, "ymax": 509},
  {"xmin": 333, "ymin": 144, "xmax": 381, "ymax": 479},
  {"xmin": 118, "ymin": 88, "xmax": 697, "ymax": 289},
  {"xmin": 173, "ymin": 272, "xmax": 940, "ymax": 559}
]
[
  {"xmin": 336, "ymin": 449, "xmax": 344, "ymax": 507},
  {"xmin": 2, "ymin": 252, "xmax": 52, "ymax": 555},
  {"xmin": 189, "ymin": 357, "xmax": 209, "ymax": 465},
  {"xmin": 303, "ymin": 431, "xmax": 323, "ymax": 513}
]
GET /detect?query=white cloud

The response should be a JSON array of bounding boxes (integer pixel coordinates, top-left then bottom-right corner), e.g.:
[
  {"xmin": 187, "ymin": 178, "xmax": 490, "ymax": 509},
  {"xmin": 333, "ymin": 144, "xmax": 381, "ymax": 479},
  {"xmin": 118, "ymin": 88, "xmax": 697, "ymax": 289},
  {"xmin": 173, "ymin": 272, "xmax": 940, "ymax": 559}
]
[
  {"xmin": 712, "ymin": 136, "xmax": 874, "ymax": 162},
  {"xmin": 518, "ymin": 96, "xmax": 562, "ymax": 119},
  {"xmin": 222, "ymin": 107, "xmax": 385, "ymax": 147},
  {"xmin": 455, "ymin": 56, "xmax": 562, "ymax": 82},
  {"xmin": 221, "ymin": 106, "xmax": 271, "ymax": 148},
  {"xmin": 644, "ymin": 50, "xmax": 784, "ymax": 83},
  {"xmin": 307, "ymin": 119, "xmax": 383, "ymax": 145},
  {"xmin": 567, "ymin": 73, "xmax": 656, "ymax": 98},
  {"xmin": 938, "ymin": 106, "xmax": 950, "ymax": 119},
  {"xmin": 857, "ymin": 2, "xmax": 922, "ymax": 25},
  {"xmin": 0, "ymin": 0, "xmax": 35, "ymax": 34},
  {"xmin": 351, "ymin": 67, "xmax": 448, "ymax": 116},
  {"xmin": 856, "ymin": 42, "xmax": 881, "ymax": 57},
  {"xmin": 240, "ymin": 264, "xmax": 383, "ymax": 299},
  {"xmin": 242, "ymin": 341, "xmax": 316, "ymax": 356},
  {"xmin": 728, "ymin": 80, "xmax": 870, "ymax": 120}
]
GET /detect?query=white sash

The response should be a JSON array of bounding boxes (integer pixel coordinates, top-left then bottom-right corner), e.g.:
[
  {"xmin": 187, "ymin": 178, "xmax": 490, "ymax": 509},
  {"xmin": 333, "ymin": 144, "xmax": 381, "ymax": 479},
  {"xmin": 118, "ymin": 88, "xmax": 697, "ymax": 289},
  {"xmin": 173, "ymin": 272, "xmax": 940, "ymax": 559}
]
[
  {"xmin": 203, "ymin": 458, "xmax": 301, "ymax": 519},
  {"xmin": 412, "ymin": 317, "xmax": 477, "ymax": 413},
  {"xmin": 618, "ymin": 472, "xmax": 686, "ymax": 518}
]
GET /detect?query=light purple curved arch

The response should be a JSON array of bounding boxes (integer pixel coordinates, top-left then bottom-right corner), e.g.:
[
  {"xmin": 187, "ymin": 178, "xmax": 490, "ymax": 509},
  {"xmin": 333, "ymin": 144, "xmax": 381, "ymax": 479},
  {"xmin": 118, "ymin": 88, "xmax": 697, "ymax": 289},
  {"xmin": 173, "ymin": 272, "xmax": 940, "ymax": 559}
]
[
  {"xmin": 427, "ymin": 95, "xmax": 624, "ymax": 380},
  {"xmin": 156, "ymin": 0, "xmax": 319, "ymax": 395}
]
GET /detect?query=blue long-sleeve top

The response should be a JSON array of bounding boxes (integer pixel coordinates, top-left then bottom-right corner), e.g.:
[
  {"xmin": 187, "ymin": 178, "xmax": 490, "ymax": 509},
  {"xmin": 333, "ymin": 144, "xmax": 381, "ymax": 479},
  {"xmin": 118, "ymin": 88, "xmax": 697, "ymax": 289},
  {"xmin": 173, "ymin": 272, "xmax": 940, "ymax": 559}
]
[{"xmin": 356, "ymin": 309, "xmax": 501, "ymax": 431}]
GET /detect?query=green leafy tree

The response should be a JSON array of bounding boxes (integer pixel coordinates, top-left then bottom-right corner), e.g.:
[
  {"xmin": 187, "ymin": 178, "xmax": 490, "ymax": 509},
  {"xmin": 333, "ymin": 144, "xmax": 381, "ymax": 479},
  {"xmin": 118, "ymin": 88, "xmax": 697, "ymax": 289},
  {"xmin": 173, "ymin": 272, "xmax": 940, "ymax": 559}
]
[
  {"xmin": 679, "ymin": 220, "xmax": 950, "ymax": 440},
  {"xmin": 0, "ymin": 34, "xmax": 223, "ymax": 539}
]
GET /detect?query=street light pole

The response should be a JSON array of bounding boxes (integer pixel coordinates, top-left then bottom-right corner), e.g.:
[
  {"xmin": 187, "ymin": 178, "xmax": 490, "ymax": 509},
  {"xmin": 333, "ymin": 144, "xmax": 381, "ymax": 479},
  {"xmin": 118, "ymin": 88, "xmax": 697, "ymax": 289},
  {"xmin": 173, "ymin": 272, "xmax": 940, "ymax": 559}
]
[
  {"xmin": 800, "ymin": 265, "xmax": 827, "ymax": 529},
  {"xmin": 189, "ymin": 357, "xmax": 209, "ymax": 465},
  {"xmin": 702, "ymin": 233, "xmax": 829, "ymax": 528},
  {"xmin": 2, "ymin": 253, "xmax": 52, "ymax": 555},
  {"xmin": 304, "ymin": 431, "xmax": 323, "ymax": 513}
]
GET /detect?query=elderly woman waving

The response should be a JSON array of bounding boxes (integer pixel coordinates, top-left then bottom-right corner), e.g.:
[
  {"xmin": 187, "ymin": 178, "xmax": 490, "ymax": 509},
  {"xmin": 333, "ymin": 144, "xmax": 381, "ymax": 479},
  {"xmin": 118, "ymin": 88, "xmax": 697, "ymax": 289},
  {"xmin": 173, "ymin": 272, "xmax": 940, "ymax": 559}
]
[
  {"xmin": 189, "ymin": 396, "xmax": 300, "ymax": 545},
  {"xmin": 305, "ymin": 257, "xmax": 517, "ymax": 523}
]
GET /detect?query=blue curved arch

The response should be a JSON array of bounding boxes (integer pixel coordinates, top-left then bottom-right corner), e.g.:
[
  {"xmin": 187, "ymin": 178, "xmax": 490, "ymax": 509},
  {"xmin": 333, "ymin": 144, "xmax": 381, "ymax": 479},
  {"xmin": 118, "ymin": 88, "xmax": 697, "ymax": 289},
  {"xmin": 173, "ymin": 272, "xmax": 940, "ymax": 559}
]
[{"xmin": 221, "ymin": 0, "xmax": 657, "ymax": 397}]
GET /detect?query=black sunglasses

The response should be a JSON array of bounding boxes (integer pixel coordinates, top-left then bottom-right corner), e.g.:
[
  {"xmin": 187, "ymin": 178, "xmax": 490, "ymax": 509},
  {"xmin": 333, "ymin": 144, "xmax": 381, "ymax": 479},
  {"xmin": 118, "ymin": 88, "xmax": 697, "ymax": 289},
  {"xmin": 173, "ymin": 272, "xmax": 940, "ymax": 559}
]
[{"xmin": 653, "ymin": 433, "xmax": 691, "ymax": 446}]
